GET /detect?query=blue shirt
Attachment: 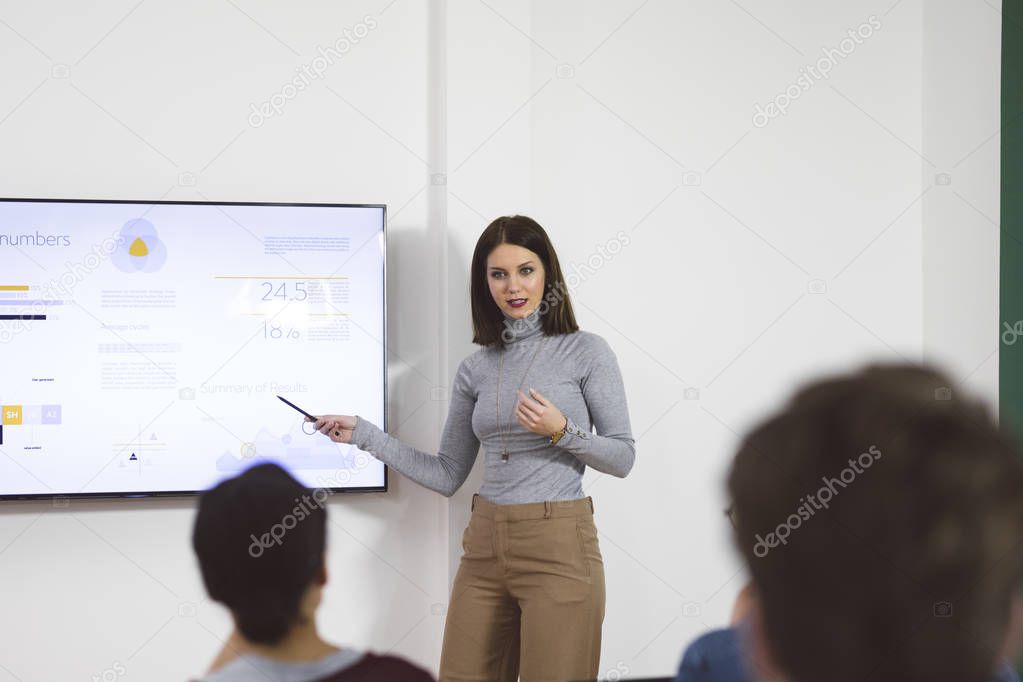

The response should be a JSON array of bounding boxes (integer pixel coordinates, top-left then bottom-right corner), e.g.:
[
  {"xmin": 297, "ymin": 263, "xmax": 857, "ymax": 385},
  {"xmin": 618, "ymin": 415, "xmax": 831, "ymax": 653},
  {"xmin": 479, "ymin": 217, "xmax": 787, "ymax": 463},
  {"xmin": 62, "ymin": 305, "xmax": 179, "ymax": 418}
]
[{"xmin": 674, "ymin": 627, "xmax": 1021, "ymax": 682}]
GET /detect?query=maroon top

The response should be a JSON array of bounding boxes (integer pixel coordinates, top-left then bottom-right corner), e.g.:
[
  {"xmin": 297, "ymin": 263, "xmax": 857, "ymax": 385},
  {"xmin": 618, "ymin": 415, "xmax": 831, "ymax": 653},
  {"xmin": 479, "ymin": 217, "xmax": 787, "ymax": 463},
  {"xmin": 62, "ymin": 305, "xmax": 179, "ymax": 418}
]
[{"xmin": 313, "ymin": 653, "xmax": 434, "ymax": 681}]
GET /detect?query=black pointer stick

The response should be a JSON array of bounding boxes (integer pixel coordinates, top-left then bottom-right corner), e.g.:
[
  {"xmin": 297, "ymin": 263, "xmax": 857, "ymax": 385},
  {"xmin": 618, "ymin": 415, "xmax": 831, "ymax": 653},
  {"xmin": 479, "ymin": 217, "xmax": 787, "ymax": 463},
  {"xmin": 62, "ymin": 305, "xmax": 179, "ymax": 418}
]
[{"xmin": 277, "ymin": 395, "xmax": 341, "ymax": 438}]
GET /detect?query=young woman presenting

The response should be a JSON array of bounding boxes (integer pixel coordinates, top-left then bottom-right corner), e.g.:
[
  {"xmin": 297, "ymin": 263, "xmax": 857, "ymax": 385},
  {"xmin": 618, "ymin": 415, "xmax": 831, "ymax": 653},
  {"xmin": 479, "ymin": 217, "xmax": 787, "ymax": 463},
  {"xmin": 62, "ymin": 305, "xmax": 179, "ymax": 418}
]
[{"xmin": 311, "ymin": 214, "xmax": 635, "ymax": 681}]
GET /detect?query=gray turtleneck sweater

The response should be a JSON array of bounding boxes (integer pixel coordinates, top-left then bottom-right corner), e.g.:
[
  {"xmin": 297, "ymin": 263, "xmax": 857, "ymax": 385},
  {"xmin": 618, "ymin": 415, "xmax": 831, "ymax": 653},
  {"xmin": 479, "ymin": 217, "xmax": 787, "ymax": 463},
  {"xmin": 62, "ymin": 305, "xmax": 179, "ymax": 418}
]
[{"xmin": 350, "ymin": 312, "xmax": 635, "ymax": 504}]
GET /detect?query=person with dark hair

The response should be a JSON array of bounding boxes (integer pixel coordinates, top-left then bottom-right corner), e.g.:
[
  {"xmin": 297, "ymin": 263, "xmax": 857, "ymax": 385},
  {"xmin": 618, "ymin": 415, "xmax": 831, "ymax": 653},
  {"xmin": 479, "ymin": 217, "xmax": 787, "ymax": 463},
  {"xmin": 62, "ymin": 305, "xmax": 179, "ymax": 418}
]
[
  {"xmin": 680, "ymin": 363, "xmax": 1023, "ymax": 682},
  {"xmin": 311, "ymin": 215, "xmax": 635, "ymax": 680},
  {"xmin": 192, "ymin": 463, "xmax": 433, "ymax": 681}
]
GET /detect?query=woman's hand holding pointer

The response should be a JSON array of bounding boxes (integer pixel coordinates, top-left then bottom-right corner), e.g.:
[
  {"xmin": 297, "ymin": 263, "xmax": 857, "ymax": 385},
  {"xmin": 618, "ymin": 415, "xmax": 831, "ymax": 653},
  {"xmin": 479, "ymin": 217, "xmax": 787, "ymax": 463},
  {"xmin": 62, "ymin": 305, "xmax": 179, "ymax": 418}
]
[{"xmin": 307, "ymin": 414, "xmax": 357, "ymax": 444}]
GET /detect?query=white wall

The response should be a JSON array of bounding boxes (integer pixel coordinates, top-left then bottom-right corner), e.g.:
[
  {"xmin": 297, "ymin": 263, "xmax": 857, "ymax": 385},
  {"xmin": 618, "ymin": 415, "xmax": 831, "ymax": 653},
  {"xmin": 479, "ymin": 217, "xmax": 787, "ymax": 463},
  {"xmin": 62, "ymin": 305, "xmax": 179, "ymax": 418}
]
[
  {"xmin": 0, "ymin": 2, "xmax": 449, "ymax": 681},
  {"xmin": 531, "ymin": 4, "xmax": 926, "ymax": 671},
  {"xmin": 441, "ymin": 0, "xmax": 999, "ymax": 677},
  {"xmin": 0, "ymin": 1, "xmax": 1002, "ymax": 680}
]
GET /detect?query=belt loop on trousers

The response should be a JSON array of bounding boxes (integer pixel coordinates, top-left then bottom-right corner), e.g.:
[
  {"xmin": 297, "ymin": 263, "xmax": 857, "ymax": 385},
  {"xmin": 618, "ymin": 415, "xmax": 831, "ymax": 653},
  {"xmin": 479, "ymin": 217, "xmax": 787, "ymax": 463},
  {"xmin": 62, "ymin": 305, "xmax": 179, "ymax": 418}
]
[
  {"xmin": 588, "ymin": 496, "xmax": 594, "ymax": 513},
  {"xmin": 544, "ymin": 500, "xmax": 552, "ymax": 519},
  {"xmin": 471, "ymin": 493, "xmax": 478, "ymax": 512}
]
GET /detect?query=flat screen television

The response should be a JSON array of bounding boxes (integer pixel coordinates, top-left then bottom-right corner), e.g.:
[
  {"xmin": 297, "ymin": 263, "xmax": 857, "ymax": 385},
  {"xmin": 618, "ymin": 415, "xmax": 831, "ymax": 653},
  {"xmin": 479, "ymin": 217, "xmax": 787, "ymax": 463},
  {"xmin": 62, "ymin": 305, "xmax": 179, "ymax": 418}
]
[{"xmin": 0, "ymin": 198, "xmax": 387, "ymax": 499}]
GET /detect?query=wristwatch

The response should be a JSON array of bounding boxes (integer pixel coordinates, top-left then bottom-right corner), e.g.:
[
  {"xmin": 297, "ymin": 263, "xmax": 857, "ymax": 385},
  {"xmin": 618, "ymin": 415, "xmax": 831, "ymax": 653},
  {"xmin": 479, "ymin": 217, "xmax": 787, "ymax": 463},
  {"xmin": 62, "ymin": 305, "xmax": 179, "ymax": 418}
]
[{"xmin": 549, "ymin": 418, "xmax": 569, "ymax": 445}]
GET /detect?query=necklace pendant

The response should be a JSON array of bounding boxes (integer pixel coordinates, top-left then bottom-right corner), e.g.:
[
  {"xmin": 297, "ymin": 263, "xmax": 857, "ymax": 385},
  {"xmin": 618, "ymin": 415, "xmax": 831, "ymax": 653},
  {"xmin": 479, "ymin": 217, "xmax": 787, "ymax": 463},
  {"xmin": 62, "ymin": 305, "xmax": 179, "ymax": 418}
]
[{"xmin": 501, "ymin": 452, "xmax": 509, "ymax": 463}]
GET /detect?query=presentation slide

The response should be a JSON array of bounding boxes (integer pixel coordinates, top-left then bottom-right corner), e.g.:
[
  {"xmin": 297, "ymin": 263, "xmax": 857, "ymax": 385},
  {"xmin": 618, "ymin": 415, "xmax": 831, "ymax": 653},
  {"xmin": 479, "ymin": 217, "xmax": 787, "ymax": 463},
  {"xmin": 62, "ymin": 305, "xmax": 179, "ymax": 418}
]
[{"xmin": 0, "ymin": 199, "xmax": 387, "ymax": 498}]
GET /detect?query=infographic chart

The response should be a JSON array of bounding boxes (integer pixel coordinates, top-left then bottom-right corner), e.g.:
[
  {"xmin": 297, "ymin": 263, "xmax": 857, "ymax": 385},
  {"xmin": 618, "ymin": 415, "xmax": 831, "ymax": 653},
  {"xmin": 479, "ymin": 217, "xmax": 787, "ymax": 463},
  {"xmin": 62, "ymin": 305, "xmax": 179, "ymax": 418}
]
[{"xmin": 0, "ymin": 200, "xmax": 386, "ymax": 497}]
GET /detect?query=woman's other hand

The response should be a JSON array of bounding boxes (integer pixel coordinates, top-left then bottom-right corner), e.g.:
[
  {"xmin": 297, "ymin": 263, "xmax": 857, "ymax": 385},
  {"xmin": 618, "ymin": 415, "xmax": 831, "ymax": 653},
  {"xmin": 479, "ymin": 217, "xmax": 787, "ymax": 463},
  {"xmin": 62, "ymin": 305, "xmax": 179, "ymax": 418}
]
[{"xmin": 516, "ymin": 388, "xmax": 568, "ymax": 438}]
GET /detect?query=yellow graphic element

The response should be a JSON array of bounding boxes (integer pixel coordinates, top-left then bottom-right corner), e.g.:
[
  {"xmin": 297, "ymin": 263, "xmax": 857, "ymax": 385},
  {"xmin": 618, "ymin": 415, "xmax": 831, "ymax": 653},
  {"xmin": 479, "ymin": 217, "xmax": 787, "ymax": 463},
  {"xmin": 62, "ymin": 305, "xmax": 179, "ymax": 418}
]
[
  {"xmin": 0, "ymin": 285, "xmax": 29, "ymax": 291},
  {"xmin": 2, "ymin": 405, "xmax": 22, "ymax": 425},
  {"xmin": 129, "ymin": 238, "xmax": 150, "ymax": 257}
]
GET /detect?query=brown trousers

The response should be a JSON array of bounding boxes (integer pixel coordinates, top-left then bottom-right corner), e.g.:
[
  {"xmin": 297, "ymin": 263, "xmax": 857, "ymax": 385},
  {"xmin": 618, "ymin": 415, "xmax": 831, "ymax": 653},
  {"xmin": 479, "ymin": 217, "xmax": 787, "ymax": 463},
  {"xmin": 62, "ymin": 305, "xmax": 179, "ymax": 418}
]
[{"xmin": 438, "ymin": 494, "xmax": 605, "ymax": 682}]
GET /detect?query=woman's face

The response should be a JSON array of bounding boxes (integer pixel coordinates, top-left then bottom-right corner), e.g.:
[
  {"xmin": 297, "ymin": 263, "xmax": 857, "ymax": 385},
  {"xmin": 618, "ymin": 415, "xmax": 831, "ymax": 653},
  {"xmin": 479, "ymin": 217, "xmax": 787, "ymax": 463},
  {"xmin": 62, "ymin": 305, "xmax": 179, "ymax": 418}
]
[{"xmin": 486, "ymin": 243, "xmax": 546, "ymax": 319}]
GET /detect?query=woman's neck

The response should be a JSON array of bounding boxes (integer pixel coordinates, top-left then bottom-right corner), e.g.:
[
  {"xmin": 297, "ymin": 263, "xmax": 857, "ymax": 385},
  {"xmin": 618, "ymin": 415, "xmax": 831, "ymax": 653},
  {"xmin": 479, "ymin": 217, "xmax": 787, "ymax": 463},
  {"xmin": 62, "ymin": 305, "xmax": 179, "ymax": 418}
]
[{"xmin": 501, "ymin": 308, "xmax": 544, "ymax": 343}]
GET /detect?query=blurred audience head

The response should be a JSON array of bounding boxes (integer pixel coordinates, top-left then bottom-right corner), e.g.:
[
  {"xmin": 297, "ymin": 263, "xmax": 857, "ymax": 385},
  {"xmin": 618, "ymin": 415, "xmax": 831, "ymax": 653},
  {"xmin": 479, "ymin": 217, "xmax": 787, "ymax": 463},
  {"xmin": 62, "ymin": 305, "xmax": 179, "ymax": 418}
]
[
  {"xmin": 727, "ymin": 363, "xmax": 1023, "ymax": 682},
  {"xmin": 193, "ymin": 463, "xmax": 328, "ymax": 645}
]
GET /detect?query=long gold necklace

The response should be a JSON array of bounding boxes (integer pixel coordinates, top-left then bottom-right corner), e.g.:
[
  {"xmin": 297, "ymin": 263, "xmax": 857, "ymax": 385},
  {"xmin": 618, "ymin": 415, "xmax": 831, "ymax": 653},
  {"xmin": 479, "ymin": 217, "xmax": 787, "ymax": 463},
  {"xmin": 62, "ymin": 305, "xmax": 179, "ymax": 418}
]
[{"xmin": 496, "ymin": 338, "xmax": 544, "ymax": 463}]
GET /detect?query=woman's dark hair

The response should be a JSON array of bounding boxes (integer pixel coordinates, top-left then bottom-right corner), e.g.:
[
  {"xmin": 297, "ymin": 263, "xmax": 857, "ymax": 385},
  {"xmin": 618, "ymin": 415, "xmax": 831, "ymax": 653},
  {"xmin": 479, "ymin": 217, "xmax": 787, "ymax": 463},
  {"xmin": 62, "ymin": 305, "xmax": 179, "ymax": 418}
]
[
  {"xmin": 192, "ymin": 463, "xmax": 327, "ymax": 645},
  {"xmin": 470, "ymin": 215, "xmax": 578, "ymax": 348}
]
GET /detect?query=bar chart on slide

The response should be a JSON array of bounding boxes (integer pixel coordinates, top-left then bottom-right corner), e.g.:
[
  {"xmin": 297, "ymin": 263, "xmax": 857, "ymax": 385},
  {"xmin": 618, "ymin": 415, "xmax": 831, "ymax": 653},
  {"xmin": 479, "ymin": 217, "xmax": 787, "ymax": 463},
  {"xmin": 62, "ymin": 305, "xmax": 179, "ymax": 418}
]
[{"xmin": 0, "ymin": 284, "xmax": 59, "ymax": 323}]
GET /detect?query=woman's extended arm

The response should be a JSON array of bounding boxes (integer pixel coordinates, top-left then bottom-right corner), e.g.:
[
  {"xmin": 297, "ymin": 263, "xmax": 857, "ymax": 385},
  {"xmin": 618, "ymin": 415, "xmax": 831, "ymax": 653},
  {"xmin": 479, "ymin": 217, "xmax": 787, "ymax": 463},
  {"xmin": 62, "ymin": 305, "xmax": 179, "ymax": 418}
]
[{"xmin": 348, "ymin": 356, "xmax": 480, "ymax": 497}]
